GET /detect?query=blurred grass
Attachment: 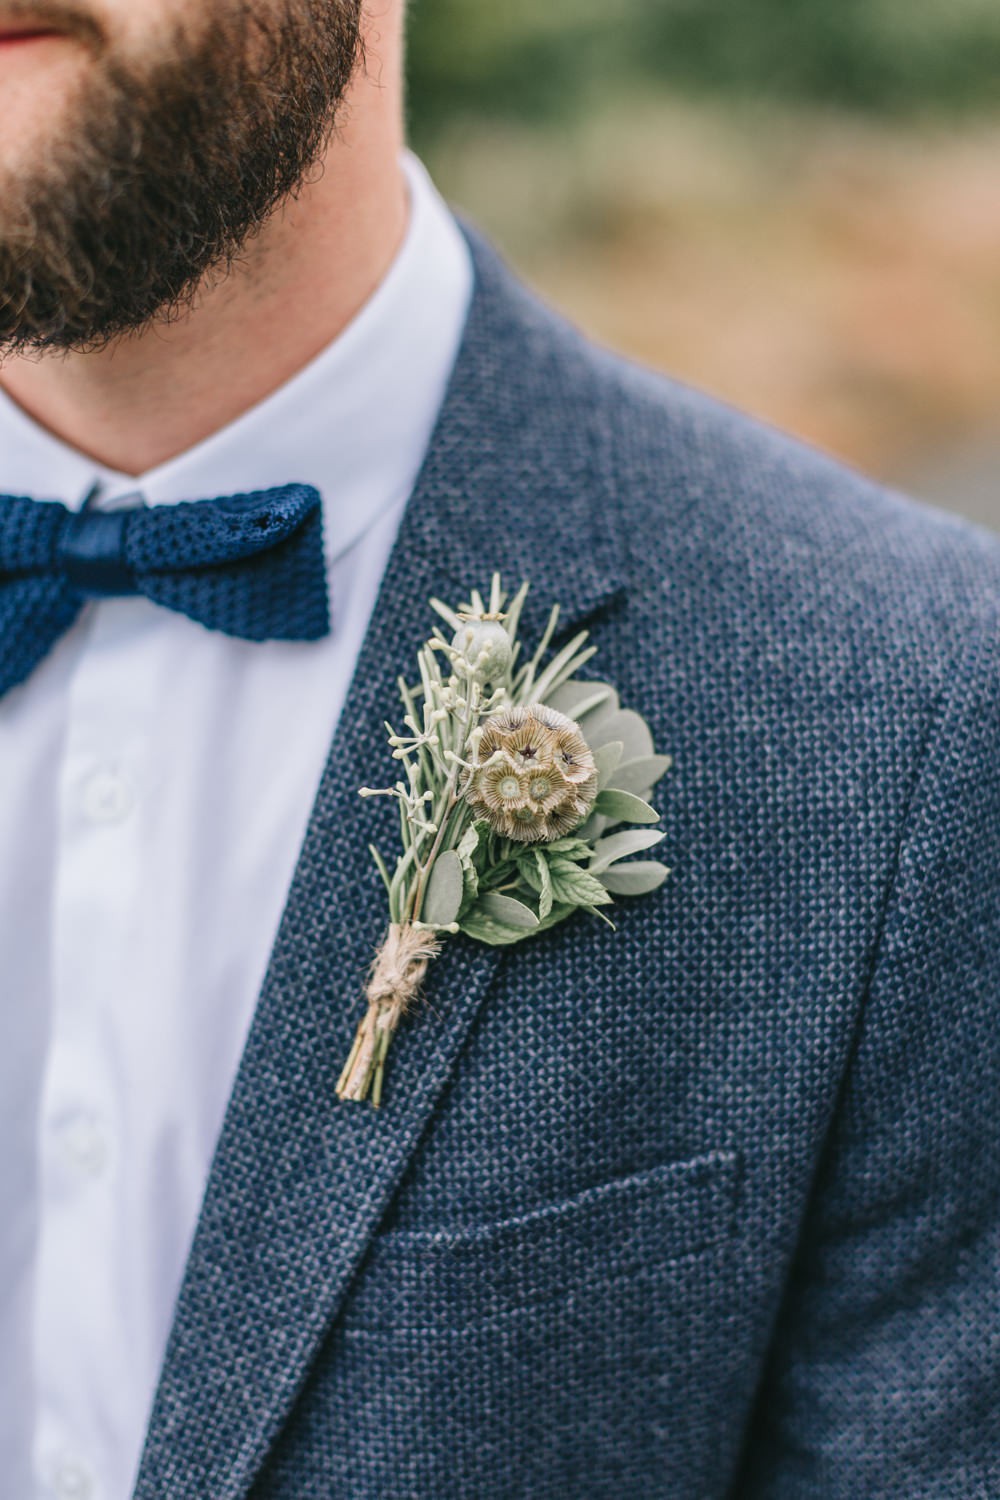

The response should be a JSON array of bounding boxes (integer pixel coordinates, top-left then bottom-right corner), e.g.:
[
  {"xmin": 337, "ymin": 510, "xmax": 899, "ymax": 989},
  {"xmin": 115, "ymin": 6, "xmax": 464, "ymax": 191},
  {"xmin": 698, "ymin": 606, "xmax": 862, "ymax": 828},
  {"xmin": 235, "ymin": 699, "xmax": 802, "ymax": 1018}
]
[
  {"xmin": 407, "ymin": 0, "xmax": 1000, "ymax": 141},
  {"xmin": 405, "ymin": 3, "xmax": 1000, "ymax": 527}
]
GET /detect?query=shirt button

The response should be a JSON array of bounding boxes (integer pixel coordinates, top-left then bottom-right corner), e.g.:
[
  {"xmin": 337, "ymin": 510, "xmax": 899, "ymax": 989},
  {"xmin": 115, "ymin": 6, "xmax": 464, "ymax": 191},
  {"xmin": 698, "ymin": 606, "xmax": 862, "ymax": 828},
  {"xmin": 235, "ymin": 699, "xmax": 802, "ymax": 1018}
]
[
  {"xmin": 80, "ymin": 767, "xmax": 133, "ymax": 824},
  {"xmin": 61, "ymin": 1116, "xmax": 111, "ymax": 1179},
  {"xmin": 52, "ymin": 1457, "xmax": 94, "ymax": 1500}
]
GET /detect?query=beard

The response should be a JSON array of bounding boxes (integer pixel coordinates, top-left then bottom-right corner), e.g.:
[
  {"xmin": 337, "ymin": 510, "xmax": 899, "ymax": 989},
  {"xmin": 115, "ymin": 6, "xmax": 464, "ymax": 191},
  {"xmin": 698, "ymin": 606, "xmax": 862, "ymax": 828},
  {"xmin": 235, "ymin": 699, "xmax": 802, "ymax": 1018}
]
[{"xmin": 0, "ymin": 0, "xmax": 364, "ymax": 354}]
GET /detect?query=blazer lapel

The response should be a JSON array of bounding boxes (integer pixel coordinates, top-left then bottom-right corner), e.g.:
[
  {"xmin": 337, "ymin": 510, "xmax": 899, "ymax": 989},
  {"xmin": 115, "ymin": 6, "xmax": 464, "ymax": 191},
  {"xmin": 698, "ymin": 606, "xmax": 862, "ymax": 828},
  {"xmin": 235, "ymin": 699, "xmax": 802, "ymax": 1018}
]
[{"xmin": 132, "ymin": 218, "xmax": 628, "ymax": 1500}]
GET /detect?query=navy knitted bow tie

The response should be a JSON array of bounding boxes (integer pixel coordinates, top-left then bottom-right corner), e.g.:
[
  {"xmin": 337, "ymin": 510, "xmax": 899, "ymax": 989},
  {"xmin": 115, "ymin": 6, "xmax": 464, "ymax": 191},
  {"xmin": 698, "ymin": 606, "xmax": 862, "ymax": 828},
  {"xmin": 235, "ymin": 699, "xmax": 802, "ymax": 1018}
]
[{"xmin": 0, "ymin": 483, "xmax": 330, "ymax": 699}]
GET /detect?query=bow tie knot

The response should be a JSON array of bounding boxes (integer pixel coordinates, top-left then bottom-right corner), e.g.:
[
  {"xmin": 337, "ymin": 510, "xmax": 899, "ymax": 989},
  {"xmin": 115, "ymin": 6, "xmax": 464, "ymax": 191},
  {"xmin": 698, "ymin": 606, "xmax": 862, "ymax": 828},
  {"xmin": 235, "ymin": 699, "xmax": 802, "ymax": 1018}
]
[
  {"xmin": 56, "ymin": 506, "xmax": 138, "ymax": 598},
  {"xmin": 0, "ymin": 483, "xmax": 330, "ymax": 697}
]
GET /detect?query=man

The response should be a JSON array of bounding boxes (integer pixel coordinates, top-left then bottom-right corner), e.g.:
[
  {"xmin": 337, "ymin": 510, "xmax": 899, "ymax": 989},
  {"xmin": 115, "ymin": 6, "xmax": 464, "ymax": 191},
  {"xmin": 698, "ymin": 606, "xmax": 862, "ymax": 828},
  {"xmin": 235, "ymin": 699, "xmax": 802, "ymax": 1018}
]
[{"xmin": 0, "ymin": 1, "xmax": 997, "ymax": 1496}]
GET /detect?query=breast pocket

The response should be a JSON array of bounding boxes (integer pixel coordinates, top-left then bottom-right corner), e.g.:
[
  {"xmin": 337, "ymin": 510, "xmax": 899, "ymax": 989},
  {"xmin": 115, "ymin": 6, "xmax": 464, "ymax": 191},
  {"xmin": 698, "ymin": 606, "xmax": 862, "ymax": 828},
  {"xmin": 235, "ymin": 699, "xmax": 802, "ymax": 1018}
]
[{"xmin": 324, "ymin": 1150, "xmax": 743, "ymax": 1500}]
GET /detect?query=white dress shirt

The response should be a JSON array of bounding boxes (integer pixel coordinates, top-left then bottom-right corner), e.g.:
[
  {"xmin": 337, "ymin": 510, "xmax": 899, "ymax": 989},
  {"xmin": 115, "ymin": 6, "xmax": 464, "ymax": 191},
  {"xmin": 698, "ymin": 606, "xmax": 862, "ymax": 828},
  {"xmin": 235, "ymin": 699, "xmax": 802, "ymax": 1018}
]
[{"xmin": 0, "ymin": 148, "xmax": 474, "ymax": 1500}]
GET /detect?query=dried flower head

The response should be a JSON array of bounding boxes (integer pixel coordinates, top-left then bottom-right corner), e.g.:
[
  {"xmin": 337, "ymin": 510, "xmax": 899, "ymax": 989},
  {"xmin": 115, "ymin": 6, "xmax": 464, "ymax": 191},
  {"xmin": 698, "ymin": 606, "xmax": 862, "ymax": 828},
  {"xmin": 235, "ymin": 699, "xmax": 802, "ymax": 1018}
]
[{"xmin": 463, "ymin": 703, "xmax": 599, "ymax": 842}]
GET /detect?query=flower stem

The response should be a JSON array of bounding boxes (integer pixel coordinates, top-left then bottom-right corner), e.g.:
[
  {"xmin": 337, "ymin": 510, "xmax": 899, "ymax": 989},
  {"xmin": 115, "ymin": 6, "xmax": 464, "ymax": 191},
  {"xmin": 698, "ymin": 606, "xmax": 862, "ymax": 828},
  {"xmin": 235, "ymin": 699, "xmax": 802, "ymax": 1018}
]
[{"xmin": 336, "ymin": 924, "xmax": 441, "ymax": 1106}]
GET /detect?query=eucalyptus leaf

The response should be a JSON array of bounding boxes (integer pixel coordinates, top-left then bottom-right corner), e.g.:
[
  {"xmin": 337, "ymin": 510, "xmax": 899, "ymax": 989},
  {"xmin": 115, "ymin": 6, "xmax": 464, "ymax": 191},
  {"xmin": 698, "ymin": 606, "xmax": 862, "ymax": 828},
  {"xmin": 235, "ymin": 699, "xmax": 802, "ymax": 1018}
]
[
  {"xmin": 477, "ymin": 892, "xmax": 540, "ymax": 929},
  {"xmin": 608, "ymin": 754, "xmax": 673, "ymax": 797},
  {"xmin": 588, "ymin": 828, "xmax": 666, "ymax": 873},
  {"xmin": 598, "ymin": 861, "xmax": 670, "ymax": 896},
  {"xmin": 592, "ymin": 739, "xmax": 624, "ymax": 790},
  {"xmin": 420, "ymin": 850, "xmax": 464, "ymax": 926},
  {"xmin": 585, "ymin": 709, "xmax": 654, "ymax": 761},
  {"xmin": 593, "ymin": 788, "xmax": 660, "ymax": 827}
]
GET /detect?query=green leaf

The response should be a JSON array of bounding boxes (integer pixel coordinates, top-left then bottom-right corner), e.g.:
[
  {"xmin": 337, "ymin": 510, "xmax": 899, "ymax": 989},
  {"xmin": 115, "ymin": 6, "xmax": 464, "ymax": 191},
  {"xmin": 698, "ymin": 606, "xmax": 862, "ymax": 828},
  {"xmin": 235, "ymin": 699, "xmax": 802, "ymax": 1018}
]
[
  {"xmin": 593, "ymin": 739, "xmax": 624, "ymax": 790},
  {"xmin": 573, "ymin": 811, "xmax": 608, "ymax": 844},
  {"xmin": 479, "ymin": 858, "xmax": 518, "ymax": 892},
  {"xmin": 547, "ymin": 857, "xmax": 613, "ymax": 908},
  {"xmin": 467, "ymin": 820, "xmax": 494, "ymax": 876},
  {"xmin": 531, "ymin": 899, "xmax": 577, "ymax": 936},
  {"xmin": 538, "ymin": 835, "xmax": 592, "ymax": 859},
  {"xmin": 599, "ymin": 862, "xmax": 670, "ymax": 897},
  {"xmin": 513, "ymin": 848, "xmax": 554, "ymax": 918},
  {"xmin": 459, "ymin": 909, "xmax": 534, "ymax": 946},
  {"xmin": 592, "ymin": 788, "xmax": 660, "ymax": 827},
  {"xmin": 608, "ymin": 754, "xmax": 673, "ymax": 798},
  {"xmin": 514, "ymin": 849, "xmax": 543, "ymax": 892},
  {"xmin": 588, "ymin": 828, "xmax": 666, "ymax": 873},
  {"xmin": 544, "ymin": 678, "xmax": 617, "ymax": 722},
  {"xmin": 586, "ymin": 709, "xmax": 654, "ymax": 761},
  {"xmin": 420, "ymin": 850, "xmax": 464, "ymax": 926},
  {"xmin": 455, "ymin": 823, "xmax": 480, "ymax": 914},
  {"xmin": 532, "ymin": 848, "xmax": 553, "ymax": 920},
  {"xmin": 476, "ymin": 891, "xmax": 540, "ymax": 929}
]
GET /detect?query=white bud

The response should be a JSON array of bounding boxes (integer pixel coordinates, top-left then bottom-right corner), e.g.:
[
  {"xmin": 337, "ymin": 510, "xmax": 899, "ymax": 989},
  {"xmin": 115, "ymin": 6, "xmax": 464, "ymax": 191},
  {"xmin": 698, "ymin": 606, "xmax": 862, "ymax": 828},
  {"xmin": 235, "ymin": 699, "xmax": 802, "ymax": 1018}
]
[{"xmin": 451, "ymin": 620, "xmax": 513, "ymax": 685}]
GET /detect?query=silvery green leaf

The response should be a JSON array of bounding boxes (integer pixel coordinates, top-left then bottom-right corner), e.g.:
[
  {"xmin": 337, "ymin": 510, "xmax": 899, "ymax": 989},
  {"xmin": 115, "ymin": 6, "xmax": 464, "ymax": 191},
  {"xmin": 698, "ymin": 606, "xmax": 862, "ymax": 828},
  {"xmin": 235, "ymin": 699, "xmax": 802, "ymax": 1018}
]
[
  {"xmin": 588, "ymin": 828, "xmax": 666, "ymax": 873},
  {"xmin": 593, "ymin": 740, "xmax": 624, "ymax": 790},
  {"xmin": 544, "ymin": 678, "xmax": 617, "ymax": 721},
  {"xmin": 608, "ymin": 754, "xmax": 673, "ymax": 797},
  {"xmin": 574, "ymin": 685, "xmax": 624, "ymax": 739},
  {"xmin": 421, "ymin": 850, "xmax": 464, "ymax": 927},
  {"xmin": 573, "ymin": 811, "xmax": 608, "ymax": 844},
  {"xmin": 547, "ymin": 858, "xmax": 613, "ymax": 908},
  {"xmin": 477, "ymin": 892, "xmax": 540, "ymax": 929},
  {"xmin": 459, "ymin": 911, "xmax": 533, "ymax": 946},
  {"xmin": 599, "ymin": 861, "xmax": 670, "ymax": 896},
  {"xmin": 585, "ymin": 709, "xmax": 655, "ymax": 761},
  {"xmin": 593, "ymin": 788, "xmax": 660, "ymax": 827}
]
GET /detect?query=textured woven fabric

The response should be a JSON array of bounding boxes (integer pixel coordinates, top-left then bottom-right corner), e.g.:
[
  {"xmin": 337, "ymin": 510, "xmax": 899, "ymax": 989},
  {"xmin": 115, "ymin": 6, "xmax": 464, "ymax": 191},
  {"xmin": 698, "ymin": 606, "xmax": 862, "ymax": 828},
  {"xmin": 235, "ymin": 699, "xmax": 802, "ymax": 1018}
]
[
  {"xmin": 129, "ymin": 216, "xmax": 1000, "ymax": 1500},
  {"xmin": 0, "ymin": 482, "xmax": 329, "ymax": 696}
]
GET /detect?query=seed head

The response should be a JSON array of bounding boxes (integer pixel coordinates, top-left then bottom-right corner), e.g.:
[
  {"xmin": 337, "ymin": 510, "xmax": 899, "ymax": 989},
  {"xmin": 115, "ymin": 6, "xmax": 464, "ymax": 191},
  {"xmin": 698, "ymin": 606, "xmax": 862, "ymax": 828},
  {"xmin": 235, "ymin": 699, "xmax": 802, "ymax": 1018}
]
[{"xmin": 463, "ymin": 703, "xmax": 599, "ymax": 842}]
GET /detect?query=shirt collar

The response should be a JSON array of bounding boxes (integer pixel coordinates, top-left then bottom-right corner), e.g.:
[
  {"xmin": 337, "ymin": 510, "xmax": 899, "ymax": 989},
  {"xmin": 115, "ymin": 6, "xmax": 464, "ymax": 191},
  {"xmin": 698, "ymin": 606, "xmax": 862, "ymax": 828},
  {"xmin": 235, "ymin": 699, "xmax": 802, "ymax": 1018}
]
[{"xmin": 0, "ymin": 149, "xmax": 475, "ymax": 566}]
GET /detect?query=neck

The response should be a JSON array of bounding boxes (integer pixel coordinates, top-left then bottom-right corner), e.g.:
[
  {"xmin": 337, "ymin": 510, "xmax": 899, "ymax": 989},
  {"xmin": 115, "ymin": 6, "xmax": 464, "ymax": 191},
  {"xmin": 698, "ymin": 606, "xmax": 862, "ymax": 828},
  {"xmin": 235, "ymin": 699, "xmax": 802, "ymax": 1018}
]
[{"xmin": 0, "ymin": 11, "xmax": 408, "ymax": 478}]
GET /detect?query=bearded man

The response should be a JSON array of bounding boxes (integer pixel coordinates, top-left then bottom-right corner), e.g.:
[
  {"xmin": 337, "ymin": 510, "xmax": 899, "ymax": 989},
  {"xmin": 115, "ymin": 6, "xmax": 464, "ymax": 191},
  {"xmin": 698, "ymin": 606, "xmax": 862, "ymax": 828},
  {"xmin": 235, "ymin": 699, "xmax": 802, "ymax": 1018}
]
[{"xmin": 0, "ymin": 3, "xmax": 997, "ymax": 1498}]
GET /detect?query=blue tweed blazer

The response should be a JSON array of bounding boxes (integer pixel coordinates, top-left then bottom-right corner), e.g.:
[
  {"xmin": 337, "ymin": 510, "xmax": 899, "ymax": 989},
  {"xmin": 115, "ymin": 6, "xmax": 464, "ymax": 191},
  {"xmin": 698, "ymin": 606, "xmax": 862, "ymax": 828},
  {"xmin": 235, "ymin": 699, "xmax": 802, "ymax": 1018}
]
[{"xmin": 132, "ymin": 216, "xmax": 1000, "ymax": 1499}]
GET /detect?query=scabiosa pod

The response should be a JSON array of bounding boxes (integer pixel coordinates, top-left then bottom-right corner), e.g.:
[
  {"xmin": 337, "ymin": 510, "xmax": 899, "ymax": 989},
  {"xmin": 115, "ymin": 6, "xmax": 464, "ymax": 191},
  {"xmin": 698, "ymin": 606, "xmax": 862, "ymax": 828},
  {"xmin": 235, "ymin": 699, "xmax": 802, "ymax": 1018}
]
[
  {"xmin": 336, "ymin": 573, "xmax": 673, "ymax": 1107},
  {"xmin": 463, "ymin": 704, "xmax": 599, "ymax": 841}
]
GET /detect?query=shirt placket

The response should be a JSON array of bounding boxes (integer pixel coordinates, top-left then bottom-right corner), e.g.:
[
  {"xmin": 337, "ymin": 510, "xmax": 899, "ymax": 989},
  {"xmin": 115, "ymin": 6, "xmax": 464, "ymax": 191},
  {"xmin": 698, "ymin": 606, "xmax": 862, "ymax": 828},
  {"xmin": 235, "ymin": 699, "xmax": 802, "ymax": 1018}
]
[{"xmin": 32, "ymin": 597, "xmax": 155, "ymax": 1500}]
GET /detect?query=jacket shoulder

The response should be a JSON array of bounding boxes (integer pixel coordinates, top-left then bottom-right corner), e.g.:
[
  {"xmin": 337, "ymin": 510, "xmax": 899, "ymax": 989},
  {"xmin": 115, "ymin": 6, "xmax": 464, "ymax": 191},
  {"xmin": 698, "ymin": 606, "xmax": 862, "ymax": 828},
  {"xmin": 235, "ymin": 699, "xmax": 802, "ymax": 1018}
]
[
  {"xmin": 578, "ymin": 331, "xmax": 1000, "ymax": 684},
  {"xmin": 461, "ymin": 218, "xmax": 1000, "ymax": 680}
]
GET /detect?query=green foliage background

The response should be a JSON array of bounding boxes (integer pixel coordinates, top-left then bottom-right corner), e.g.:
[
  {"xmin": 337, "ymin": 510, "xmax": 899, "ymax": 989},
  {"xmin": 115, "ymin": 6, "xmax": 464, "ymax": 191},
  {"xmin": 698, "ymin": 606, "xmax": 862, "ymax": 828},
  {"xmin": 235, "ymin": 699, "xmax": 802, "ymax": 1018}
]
[{"xmin": 406, "ymin": 0, "xmax": 1000, "ymax": 142}]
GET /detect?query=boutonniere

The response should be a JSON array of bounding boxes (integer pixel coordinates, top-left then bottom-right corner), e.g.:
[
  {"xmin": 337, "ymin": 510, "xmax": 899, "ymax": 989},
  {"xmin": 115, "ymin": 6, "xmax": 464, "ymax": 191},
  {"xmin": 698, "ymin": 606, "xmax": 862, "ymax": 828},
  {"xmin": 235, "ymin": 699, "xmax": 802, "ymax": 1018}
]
[{"xmin": 336, "ymin": 574, "xmax": 672, "ymax": 1106}]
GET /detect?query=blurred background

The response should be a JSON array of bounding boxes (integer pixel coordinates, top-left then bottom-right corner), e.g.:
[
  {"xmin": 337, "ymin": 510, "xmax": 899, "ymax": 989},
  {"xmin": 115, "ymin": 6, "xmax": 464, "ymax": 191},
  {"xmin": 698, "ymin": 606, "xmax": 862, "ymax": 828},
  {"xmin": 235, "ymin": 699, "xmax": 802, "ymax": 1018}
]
[{"xmin": 405, "ymin": 0, "xmax": 1000, "ymax": 531}]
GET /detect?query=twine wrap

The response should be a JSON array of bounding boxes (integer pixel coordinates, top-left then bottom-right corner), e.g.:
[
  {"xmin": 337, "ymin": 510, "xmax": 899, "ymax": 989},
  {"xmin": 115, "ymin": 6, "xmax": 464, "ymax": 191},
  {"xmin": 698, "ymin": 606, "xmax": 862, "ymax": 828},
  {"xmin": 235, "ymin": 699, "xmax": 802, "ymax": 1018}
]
[{"xmin": 336, "ymin": 924, "xmax": 442, "ymax": 1105}]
